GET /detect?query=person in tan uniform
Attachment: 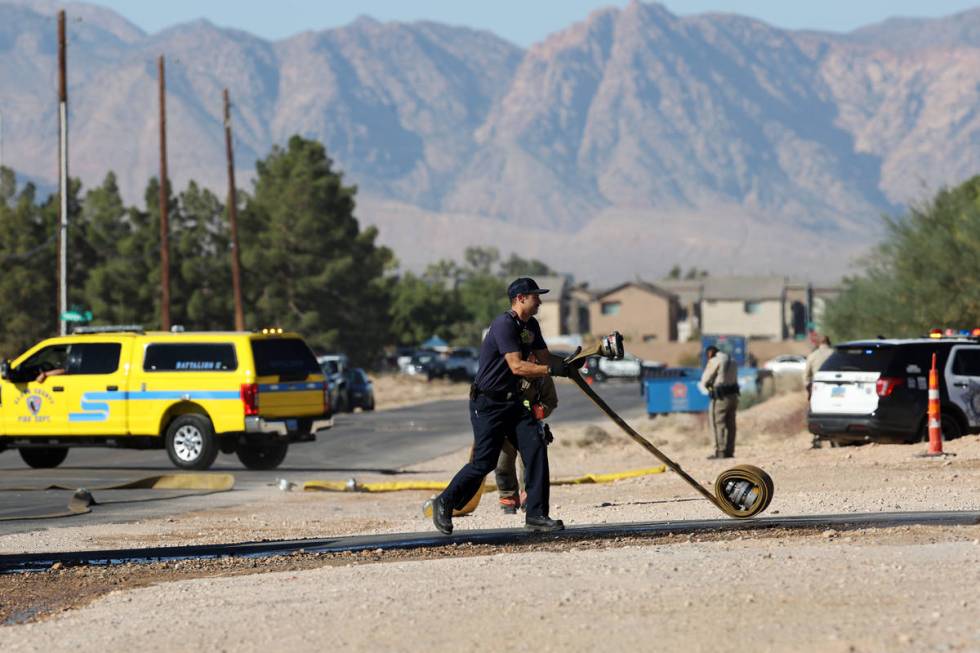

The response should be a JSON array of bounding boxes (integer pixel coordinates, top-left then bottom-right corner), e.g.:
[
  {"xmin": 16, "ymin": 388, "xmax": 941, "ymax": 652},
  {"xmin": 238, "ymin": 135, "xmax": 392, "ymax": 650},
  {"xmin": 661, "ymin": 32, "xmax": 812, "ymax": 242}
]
[
  {"xmin": 495, "ymin": 355, "xmax": 558, "ymax": 513},
  {"xmin": 700, "ymin": 345, "xmax": 739, "ymax": 459},
  {"xmin": 804, "ymin": 335, "xmax": 833, "ymax": 448},
  {"xmin": 804, "ymin": 335, "xmax": 833, "ymax": 398}
]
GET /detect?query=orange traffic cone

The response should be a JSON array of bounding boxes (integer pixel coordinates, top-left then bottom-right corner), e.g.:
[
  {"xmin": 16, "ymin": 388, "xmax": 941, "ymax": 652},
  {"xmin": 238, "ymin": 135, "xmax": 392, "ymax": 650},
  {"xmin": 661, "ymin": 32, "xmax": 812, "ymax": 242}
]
[{"xmin": 925, "ymin": 353, "xmax": 944, "ymax": 456}]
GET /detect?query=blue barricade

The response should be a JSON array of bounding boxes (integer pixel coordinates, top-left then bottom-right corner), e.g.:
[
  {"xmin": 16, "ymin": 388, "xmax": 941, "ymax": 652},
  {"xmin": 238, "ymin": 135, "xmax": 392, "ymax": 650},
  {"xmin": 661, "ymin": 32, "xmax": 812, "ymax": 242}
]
[{"xmin": 643, "ymin": 367, "xmax": 759, "ymax": 416}]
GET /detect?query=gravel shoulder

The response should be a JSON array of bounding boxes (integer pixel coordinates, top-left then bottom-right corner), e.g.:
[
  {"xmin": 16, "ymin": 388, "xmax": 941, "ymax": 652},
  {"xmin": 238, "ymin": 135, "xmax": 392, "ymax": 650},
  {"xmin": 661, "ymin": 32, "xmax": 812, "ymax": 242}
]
[{"xmin": 3, "ymin": 391, "xmax": 980, "ymax": 650}]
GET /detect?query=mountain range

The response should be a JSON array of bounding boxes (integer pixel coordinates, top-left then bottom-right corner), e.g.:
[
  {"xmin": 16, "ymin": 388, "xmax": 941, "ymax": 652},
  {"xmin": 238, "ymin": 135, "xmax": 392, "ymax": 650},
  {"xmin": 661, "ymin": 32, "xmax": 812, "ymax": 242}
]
[{"xmin": 2, "ymin": 0, "xmax": 979, "ymax": 284}]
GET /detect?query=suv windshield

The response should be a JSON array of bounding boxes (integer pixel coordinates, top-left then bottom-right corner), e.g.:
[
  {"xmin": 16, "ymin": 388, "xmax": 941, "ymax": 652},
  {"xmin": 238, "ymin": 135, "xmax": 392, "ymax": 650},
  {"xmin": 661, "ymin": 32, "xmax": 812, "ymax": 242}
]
[
  {"xmin": 252, "ymin": 339, "xmax": 320, "ymax": 379},
  {"xmin": 822, "ymin": 346, "xmax": 895, "ymax": 372}
]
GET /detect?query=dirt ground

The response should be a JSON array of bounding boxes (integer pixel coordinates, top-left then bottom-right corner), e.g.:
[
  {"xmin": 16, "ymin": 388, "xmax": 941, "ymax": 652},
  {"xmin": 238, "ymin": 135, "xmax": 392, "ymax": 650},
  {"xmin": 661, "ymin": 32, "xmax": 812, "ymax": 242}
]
[
  {"xmin": 3, "ymin": 388, "xmax": 980, "ymax": 651},
  {"xmin": 370, "ymin": 374, "xmax": 469, "ymax": 410}
]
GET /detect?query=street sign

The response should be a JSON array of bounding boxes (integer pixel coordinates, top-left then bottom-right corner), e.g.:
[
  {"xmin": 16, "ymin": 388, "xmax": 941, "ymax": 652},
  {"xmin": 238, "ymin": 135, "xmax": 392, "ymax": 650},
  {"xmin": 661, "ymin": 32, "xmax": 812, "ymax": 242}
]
[{"xmin": 61, "ymin": 310, "xmax": 93, "ymax": 322}]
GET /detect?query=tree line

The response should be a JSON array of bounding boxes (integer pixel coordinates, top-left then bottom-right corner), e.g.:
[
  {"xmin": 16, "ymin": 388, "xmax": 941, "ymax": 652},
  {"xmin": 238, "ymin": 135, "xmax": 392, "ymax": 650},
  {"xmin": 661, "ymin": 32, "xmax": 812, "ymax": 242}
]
[
  {"xmin": 824, "ymin": 175, "xmax": 980, "ymax": 340},
  {"xmin": 0, "ymin": 135, "xmax": 553, "ymax": 366}
]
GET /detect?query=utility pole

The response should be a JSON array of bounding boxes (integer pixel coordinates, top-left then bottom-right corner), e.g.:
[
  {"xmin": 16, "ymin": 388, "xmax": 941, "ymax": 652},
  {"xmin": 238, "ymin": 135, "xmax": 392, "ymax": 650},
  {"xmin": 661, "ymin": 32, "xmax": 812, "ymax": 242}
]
[
  {"xmin": 223, "ymin": 89, "xmax": 245, "ymax": 331},
  {"xmin": 57, "ymin": 11, "xmax": 68, "ymax": 336},
  {"xmin": 158, "ymin": 55, "xmax": 171, "ymax": 331}
]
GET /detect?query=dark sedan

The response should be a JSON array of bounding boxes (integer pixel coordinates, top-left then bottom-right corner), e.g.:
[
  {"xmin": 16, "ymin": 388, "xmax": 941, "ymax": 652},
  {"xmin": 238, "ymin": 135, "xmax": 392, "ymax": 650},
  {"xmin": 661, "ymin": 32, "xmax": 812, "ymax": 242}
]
[{"xmin": 344, "ymin": 368, "xmax": 375, "ymax": 411}]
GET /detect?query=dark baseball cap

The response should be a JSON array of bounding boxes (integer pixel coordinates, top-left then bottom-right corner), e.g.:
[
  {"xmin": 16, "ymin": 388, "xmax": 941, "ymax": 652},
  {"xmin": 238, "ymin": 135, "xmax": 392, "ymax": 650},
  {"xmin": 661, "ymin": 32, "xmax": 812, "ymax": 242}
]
[{"xmin": 507, "ymin": 277, "xmax": 550, "ymax": 300}]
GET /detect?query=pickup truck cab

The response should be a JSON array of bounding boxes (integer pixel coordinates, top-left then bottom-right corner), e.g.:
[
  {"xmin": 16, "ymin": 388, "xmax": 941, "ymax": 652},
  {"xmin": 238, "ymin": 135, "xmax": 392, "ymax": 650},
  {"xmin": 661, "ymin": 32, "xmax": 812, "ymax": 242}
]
[{"xmin": 0, "ymin": 326, "xmax": 331, "ymax": 470}]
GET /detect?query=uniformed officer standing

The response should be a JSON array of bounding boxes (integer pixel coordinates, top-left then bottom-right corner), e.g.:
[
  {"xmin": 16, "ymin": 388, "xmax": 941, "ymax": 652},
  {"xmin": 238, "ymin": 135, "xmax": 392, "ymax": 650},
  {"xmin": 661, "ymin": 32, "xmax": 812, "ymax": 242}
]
[
  {"xmin": 700, "ymin": 345, "xmax": 739, "ymax": 459},
  {"xmin": 430, "ymin": 277, "xmax": 574, "ymax": 535},
  {"xmin": 804, "ymin": 335, "xmax": 833, "ymax": 448},
  {"xmin": 804, "ymin": 335, "xmax": 833, "ymax": 398}
]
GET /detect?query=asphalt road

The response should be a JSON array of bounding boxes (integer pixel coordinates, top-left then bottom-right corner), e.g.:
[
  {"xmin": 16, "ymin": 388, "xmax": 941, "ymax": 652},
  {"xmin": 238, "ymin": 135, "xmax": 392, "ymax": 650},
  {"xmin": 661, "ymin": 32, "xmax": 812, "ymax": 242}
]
[{"xmin": 0, "ymin": 381, "xmax": 647, "ymax": 533}]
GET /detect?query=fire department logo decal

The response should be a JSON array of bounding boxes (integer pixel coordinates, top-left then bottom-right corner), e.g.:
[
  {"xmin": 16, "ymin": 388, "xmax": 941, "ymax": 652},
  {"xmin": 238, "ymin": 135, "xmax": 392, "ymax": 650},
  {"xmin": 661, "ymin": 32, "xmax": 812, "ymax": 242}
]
[{"xmin": 26, "ymin": 395, "xmax": 42, "ymax": 415}]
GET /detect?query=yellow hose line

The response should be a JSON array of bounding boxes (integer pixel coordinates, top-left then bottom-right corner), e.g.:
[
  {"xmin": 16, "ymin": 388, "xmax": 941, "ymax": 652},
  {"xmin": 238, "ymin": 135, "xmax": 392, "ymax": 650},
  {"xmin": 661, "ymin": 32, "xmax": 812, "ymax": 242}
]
[
  {"xmin": 1, "ymin": 473, "xmax": 236, "ymax": 492},
  {"xmin": 552, "ymin": 466, "xmax": 666, "ymax": 485},
  {"xmin": 302, "ymin": 465, "xmax": 665, "ymax": 493}
]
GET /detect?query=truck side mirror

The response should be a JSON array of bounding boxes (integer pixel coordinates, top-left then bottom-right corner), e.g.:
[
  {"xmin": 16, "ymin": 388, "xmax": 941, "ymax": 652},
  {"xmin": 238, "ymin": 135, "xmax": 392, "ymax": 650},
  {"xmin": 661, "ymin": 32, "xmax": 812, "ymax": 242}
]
[{"xmin": 0, "ymin": 360, "xmax": 9, "ymax": 380}]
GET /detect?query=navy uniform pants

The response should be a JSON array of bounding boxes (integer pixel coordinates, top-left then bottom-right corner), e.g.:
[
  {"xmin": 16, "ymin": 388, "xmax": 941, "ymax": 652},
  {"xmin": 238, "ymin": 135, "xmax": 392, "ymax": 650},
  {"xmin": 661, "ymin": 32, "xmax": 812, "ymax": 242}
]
[{"xmin": 442, "ymin": 394, "xmax": 550, "ymax": 518}]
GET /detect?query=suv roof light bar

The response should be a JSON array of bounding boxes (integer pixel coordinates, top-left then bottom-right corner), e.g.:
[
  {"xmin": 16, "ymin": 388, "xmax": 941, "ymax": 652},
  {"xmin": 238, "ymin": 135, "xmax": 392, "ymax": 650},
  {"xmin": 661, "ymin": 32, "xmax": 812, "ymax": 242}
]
[
  {"xmin": 924, "ymin": 329, "xmax": 980, "ymax": 341},
  {"xmin": 72, "ymin": 324, "xmax": 145, "ymax": 334}
]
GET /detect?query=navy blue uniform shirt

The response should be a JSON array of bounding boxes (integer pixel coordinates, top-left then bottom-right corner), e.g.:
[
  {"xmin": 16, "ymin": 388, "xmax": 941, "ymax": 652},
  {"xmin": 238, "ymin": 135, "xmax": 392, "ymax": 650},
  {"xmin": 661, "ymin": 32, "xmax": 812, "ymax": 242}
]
[{"xmin": 474, "ymin": 311, "xmax": 547, "ymax": 394}]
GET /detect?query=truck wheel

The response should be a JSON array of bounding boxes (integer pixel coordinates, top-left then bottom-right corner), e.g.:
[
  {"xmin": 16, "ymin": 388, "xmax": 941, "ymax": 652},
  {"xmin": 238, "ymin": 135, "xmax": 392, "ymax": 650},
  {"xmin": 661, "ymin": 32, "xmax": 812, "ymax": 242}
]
[
  {"xmin": 165, "ymin": 414, "xmax": 219, "ymax": 470},
  {"xmin": 20, "ymin": 447, "xmax": 69, "ymax": 469},
  {"xmin": 334, "ymin": 392, "xmax": 348, "ymax": 414},
  {"xmin": 363, "ymin": 396, "xmax": 375, "ymax": 411},
  {"xmin": 236, "ymin": 440, "xmax": 288, "ymax": 470},
  {"xmin": 917, "ymin": 414, "xmax": 963, "ymax": 443}
]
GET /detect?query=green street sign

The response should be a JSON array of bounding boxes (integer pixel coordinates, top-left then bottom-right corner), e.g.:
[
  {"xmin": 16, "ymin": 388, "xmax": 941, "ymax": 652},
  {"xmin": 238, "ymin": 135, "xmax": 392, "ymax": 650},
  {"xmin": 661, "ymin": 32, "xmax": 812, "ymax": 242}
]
[{"xmin": 61, "ymin": 310, "xmax": 93, "ymax": 322}]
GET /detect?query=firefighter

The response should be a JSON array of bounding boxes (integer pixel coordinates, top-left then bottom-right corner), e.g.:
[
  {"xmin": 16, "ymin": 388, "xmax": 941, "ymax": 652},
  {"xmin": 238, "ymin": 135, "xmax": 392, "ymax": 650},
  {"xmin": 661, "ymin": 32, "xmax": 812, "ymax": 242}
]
[
  {"xmin": 495, "ymin": 358, "xmax": 558, "ymax": 514},
  {"xmin": 429, "ymin": 278, "xmax": 578, "ymax": 535}
]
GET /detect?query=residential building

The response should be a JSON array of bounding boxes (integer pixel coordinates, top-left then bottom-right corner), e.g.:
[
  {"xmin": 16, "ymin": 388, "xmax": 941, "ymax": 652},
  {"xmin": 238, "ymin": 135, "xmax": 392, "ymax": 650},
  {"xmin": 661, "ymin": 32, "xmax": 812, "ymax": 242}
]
[
  {"xmin": 589, "ymin": 281, "xmax": 678, "ymax": 345},
  {"xmin": 534, "ymin": 275, "xmax": 569, "ymax": 341},
  {"xmin": 659, "ymin": 279, "xmax": 704, "ymax": 342}
]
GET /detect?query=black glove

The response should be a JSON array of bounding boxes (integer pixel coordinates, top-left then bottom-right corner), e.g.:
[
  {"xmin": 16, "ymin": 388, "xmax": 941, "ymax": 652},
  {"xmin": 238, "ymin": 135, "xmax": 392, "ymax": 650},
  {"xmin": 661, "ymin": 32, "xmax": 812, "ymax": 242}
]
[
  {"xmin": 548, "ymin": 348, "xmax": 584, "ymax": 377},
  {"xmin": 548, "ymin": 357, "xmax": 571, "ymax": 377},
  {"xmin": 540, "ymin": 423, "xmax": 554, "ymax": 445}
]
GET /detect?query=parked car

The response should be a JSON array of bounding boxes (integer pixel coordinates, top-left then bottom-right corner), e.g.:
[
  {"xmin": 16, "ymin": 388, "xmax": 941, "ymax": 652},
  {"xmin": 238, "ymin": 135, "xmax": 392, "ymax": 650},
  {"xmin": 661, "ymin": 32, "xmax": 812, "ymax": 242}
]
[
  {"xmin": 808, "ymin": 336, "xmax": 980, "ymax": 446},
  {"xmin": 597, "ymin": 352, "xmax": 644, "ymax": 379},
  {"xmin": 444, "ymin": 347, "xmax": 479, "ymax": 382},
  {"xmin": 580, "ymin": 355, "xmax": 604, "ymax": 382},
  {"xmin": 763, "ymin": 354, "xmax": 807, "ymax": 376},
  {"xmin": 317, "ymin": 354, "xmax": 350, "ymax": 412},
  {"xmin": 394, "ymin": 347, "xmax": 416, "ymax": 374},
  {"xmin": 407, "ymin": 350, "xmax": 446, "ymax": 379},
  {"xmin": 343, "ymin": 368, "xmax": 375, "ymax": 411}
]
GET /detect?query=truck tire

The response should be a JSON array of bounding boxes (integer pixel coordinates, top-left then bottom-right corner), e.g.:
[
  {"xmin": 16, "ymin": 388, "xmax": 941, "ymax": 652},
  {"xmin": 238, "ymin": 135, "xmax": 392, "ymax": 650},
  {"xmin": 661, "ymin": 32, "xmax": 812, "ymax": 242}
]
[
  {"xmin": 917, "ymin": 413, "xmax": 963, "ymax": 443},
  {"xmin": 165, "ymin": 414, "xmax": 219, "ymax": 470},
  {"xmin": 236, "ymin": 440, "xmax": 288, "ymax": 470},
  {"xmin": 20, "ymin": 447, "xmax": 69, "ymax": 469},
  {"xmin": 333, "ymin": 391, "xmax": 348, "ymax": 414}
]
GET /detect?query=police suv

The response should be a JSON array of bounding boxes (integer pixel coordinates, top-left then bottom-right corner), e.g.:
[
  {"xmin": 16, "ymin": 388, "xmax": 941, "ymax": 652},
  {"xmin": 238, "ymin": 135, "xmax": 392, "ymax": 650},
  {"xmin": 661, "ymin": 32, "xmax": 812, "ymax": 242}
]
[
  {"xmin": 0, "ymin": 326, "xmax": 332, "ymax": 470},
  {"xmin": 808, "ymin": 334, "xmax": 980, "ymax": 445}
]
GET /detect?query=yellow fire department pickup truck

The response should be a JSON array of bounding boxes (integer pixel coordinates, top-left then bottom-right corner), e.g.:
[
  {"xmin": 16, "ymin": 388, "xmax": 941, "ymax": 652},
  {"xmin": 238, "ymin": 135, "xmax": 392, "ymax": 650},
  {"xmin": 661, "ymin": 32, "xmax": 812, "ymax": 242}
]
[{"xmin": 0, "ymin": 326, "xmax": 331, "ymax": 470}]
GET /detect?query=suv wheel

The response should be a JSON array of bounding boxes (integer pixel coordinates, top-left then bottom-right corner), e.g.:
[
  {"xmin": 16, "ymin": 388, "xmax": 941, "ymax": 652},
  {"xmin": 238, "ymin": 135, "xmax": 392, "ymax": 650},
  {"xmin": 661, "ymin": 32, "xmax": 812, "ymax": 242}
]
[
  {"xmin": 165, "ymin": 414, "xmax": 219, "ymax": 470},
  {"xmin": 236, "ymin": 440, "xmax": 288, "ymax": 470},
  {"xmin": 20, "ymin": 447, "xmax": 69, "ymax": 469},
  {"xmin": 335, "ymin": 391, "xmax": 349, "ymax": 413},
  {"xmin": 918, "ymin": 414, "xmax": 963, "ymax": 443}
]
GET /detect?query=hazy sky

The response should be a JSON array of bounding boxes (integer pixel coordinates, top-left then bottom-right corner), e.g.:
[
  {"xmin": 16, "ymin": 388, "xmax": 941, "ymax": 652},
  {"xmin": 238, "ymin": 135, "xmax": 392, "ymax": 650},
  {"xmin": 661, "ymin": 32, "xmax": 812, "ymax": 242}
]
[{"xmin": 87, "ymin": 1, "xmax": 980, "ymax": 45}]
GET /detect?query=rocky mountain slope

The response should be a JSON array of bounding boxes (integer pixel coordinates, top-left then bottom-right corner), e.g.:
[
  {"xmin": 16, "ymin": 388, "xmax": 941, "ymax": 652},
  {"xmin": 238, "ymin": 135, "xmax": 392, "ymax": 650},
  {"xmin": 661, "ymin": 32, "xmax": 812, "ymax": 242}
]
[{"xmin": 1, "ymin": 0, "xmax": 978, "ymax": 282}]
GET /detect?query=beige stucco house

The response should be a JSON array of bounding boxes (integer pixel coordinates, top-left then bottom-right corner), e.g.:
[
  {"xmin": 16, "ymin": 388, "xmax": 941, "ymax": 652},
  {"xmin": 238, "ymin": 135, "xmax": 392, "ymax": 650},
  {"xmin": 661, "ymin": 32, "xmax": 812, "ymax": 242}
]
[{"xmin": 589, "ymin": 281, "xmax": 678, "ymax": 344}]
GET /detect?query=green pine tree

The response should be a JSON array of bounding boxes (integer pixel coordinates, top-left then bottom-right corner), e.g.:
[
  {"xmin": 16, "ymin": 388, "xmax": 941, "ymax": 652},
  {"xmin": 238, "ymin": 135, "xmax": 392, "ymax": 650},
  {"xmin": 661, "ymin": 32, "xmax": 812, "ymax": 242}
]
[
  {"xmin": 825, "ymin": 175, "xmax": 980, "ymax": 340},
  {"xmin": 241, "ymin": 136, "xmax": 394, "ymax": 365},
  {"xmin": 0, "ymin": 168, "xmax": 57, "ymax": 357},
  {"xmin": 172, "ymin": 182, "xmax": 233, "ymax": 330}
]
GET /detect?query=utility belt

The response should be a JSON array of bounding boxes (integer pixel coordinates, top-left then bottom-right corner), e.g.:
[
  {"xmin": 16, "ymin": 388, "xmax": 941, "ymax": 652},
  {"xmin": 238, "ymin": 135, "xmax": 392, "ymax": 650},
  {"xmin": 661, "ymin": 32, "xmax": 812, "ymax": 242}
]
[
  {"xmin": 470, "ymin": 384, "xmax": 517, "ymax": 402},
  {"xmin": 710, "ymin": 383, "xmax": 740, "ymax": 399}
]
